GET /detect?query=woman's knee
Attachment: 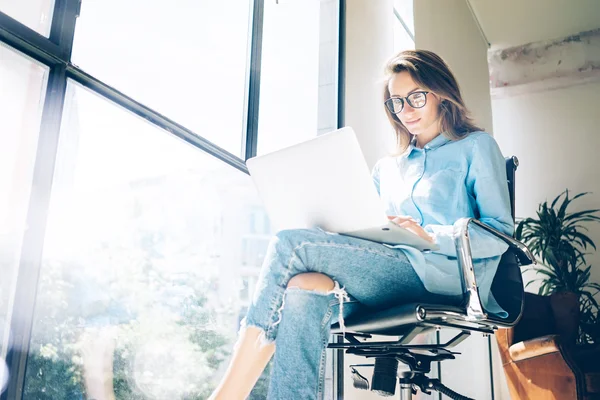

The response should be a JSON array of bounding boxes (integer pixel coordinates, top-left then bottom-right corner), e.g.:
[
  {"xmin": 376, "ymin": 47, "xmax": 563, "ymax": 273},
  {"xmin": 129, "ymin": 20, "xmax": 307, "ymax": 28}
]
[
  {"xmin": 274, "ymin": 228, "xmax": 320, "ymax": 247},
  {"xmin": 287, "ymin": 272, "xmax": 334, "ymax": 292}
]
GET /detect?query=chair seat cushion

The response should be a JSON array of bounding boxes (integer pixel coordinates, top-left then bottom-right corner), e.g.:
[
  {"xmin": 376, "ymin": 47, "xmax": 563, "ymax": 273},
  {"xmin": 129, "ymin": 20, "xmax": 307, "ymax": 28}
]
[{"xmin": 330, "ymin": 302, "xmax": 466, "ymax": 336}]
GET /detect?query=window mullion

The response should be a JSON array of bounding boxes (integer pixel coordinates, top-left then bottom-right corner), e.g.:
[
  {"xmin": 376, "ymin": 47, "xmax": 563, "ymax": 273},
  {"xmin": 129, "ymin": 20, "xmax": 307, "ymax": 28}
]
[
  {"xmin": 393, "ymin": 7, "xmax": 414, "ymax": 42},
  {"xmin": 2, "ymin": 63, "xmax": 68, "ymax": 400},
  {"xmin": 334, "ymin": 1, "xmax": 346, "ymax": 398},
  {"xmin": 243, "ymin": 0, "xmax": 265, "ymax": 161},
  {"xmin": 67, "ymin": 66, "xmax": 249, "ymax": 174},
  {"xmin": 49, "ymin": 0, "xmax": 80, "ymax": 61}
]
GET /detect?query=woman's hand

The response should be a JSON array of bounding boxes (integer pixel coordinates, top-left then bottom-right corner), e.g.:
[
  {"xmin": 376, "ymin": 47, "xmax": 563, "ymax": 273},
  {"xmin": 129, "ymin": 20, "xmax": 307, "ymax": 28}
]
[{"xmin": 387, "ymin": 215, "xmax": 435, "ymax": 243}]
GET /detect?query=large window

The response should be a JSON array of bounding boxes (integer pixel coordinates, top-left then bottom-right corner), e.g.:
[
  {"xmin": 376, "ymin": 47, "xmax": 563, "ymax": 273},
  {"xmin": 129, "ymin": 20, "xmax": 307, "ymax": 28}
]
[
  {"xmin": 258, "ymin": 0, "xmax": 339, "ymax": 154},
  {"xmin": 0, "ymin": 0, "xmax": 340, "ymax": 398},
  {"xmin": 393, "ymin": 0, "xmax": 414, "ymax": 52},
  {"xmin": 71, "ymin": 0, "xmax": 252, "ymax": 157},
  {"xmin": 0, "ymin": 42, "xmax": 48, "ymax": 387},
  {"xmin": 24, "ymin": 81, "xmax": 268, "ymax": 399}
]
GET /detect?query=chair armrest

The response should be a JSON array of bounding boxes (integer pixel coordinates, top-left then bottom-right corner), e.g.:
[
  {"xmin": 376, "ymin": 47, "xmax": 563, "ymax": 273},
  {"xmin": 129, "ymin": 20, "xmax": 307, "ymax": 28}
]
[
  {"xmin": 464, "ymin": 219, "xmax": 536, "ymax": 266},
  {"xmin": 453, "ymin": 218, "xmax": 536, "ymax": 321},
  {"xmin": 509, "ymin": 334, "xmax": 561, "ymax": 361}
]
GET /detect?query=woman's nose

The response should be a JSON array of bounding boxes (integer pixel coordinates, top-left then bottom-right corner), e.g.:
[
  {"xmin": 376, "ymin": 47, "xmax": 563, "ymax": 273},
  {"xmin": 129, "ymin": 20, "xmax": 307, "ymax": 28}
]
[{"xmin": 401, "ymin": 103, "xmax": 416, "ymax": 116}]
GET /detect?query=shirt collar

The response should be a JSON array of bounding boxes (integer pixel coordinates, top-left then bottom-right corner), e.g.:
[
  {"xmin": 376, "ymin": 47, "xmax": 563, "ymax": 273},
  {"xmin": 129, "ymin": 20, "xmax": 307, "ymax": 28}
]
[{"xmin": 408, "ymin": 133, "xmax": 451, "ymax": 154}]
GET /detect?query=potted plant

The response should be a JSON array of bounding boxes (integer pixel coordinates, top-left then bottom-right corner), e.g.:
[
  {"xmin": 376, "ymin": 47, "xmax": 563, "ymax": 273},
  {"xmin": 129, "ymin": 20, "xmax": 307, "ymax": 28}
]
[{"xmin": 515, "ymin": 190, "xmax": 600, "ymax": 345}]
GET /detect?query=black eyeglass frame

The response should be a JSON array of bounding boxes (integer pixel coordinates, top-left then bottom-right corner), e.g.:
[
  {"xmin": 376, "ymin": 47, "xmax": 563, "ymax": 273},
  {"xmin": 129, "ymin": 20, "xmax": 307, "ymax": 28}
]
[{"xmin": 384, "ymin": 91, "xmax": 430, "ymax": 114}]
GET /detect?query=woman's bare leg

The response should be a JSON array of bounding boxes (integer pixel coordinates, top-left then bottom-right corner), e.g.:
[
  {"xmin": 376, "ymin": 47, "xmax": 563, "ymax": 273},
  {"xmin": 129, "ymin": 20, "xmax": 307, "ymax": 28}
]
[
  {"xmin": 208, "ymin": 326, "xmax": 276, "ymax": 400},
  {"xmin": 209, "ymin": 273, "xmax": 334, "ymax": 400}
]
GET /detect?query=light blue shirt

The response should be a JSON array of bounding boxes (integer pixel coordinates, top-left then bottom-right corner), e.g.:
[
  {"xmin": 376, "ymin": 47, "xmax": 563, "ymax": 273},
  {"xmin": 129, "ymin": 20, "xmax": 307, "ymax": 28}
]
[{"xmin": 372, "ymin": 131, "xmax": 513, "ymax": 317}]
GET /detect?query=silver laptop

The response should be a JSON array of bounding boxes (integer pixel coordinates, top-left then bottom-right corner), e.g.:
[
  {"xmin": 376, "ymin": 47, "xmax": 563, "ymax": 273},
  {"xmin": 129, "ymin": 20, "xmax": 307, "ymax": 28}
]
[{"xmin": 245, "ymin": 127, "xmax": 438, "ymax": 252}]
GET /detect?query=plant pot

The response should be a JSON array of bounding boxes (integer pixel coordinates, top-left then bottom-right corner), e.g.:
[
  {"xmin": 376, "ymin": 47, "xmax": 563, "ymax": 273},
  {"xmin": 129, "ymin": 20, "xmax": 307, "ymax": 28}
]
[{"xmin": 550, "ymin": 291, "xmax": 580, "ymax": 345}]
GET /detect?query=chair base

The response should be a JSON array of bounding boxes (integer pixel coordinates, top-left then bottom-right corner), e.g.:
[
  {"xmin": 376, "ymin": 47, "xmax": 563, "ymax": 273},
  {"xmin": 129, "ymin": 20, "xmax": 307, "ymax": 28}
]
[
  {"xmin": 329, "ymin": 330, "xmax": 476, "ymax": 399},
  {"xmin": 398, "ymin": 372, "xmax": 474, "ymax": 400},
  {"xmin": 347, "ymin": 366, "xmax": 474, "ymax": 400}
]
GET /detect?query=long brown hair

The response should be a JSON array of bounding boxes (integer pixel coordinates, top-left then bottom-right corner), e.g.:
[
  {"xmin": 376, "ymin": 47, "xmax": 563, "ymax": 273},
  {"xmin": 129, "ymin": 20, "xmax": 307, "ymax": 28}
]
[{"xmin": 383, "ymin": 50, "xmax": 482, "ymax": 153}]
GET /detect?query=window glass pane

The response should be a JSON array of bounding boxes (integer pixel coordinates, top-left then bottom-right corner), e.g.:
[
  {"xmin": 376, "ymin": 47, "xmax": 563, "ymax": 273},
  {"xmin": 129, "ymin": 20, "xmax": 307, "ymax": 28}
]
[
  {"xmin": 394, "ymin": 0, "xmax": 414, "ymax": 37},
  {"xmin": 23, "ymin": 81, "xmax": 277, "ymax": 399},
  {"xmin": 257, "ymin": 0, "xmax": 339, "ymax": 155},
  {"xmin": 71, "ymin": 0, "xmax": 252, "ymax": 157},
  {"xmin": 394, "ymin": 14, "xmax": 415, "ymax": 52},
  {"xmin": 0, "ymin": 43, "xmax": 48, "ymax": 386},
  {"xmin": 0, "ymin": 0, "xmax": 54, "ymax": 37}
]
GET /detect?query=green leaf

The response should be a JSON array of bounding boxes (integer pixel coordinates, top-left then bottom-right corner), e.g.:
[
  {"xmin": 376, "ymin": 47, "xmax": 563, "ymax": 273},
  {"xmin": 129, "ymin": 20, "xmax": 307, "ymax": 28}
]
[
  {"xmin": 535, "ymin": 268, "xmax": 559, "ymax": 280},
  {"xmin": 515, "ymin": 222, "xmax": 525, "ymax": 240},
  {"xmin": 571, "ymin": 232, "xmax": 597, "ymax": 251},
  {"xmin": 550, "ymin": 190, "xmax": 566, "ymax": 209},
  {"xmin": 580, "ymin": 291, "xmax": 600, "ymax": 309},
  {"xmin": 570, "ymin": 191, "xmax": 591, "ymax": 202},
  {"xmin": 557, "ymin": 190, "xmax": 571, "ymax": 220},
  {"xmin": 586, "ymin": 282, "xmax": 600, "ymax": 291},
  {"xmin": 525, "ymin": 279, "xmax": 541, "ymax": 289},
  {"xmin": 564, "ymin": 209, "xmax": 600, "ymax": 222}
]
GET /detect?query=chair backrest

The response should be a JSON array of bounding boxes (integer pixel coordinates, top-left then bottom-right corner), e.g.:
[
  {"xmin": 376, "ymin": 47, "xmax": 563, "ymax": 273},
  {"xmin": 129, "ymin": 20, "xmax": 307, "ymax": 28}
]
[
  {"xmin": 505, "ymin": 156, "xmax": 518, "ymax": 222},
  {"xmin": 487, "ymin": 157, "xmax": 524, "ymax": 325}
]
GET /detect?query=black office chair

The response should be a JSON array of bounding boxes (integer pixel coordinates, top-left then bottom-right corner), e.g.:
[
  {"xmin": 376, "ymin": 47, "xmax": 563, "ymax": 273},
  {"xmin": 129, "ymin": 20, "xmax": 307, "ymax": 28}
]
[{"xmin": 328, "ymin": 156, "xmax": 536, "ymax": 400}]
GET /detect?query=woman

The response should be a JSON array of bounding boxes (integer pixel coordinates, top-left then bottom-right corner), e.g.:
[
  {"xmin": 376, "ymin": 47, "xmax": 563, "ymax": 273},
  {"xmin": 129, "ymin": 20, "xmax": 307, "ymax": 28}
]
[{"xmin": 209, "ymin": 50, "xmax": 513, "ymax": 400}]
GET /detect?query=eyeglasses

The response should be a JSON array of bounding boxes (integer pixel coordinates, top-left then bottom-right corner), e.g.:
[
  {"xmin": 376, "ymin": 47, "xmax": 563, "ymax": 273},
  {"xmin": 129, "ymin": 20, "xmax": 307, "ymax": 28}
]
[{"xmin": 384, "ymin": 91, "xmax": 429, "ymax": 114}]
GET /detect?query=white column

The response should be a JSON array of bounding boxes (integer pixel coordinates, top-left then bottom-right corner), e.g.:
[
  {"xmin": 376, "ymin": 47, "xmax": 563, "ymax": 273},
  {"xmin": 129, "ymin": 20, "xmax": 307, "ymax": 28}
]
[
  {"xmin": 342, "ymin": 4, "xmax": 399, "ymax": 398},
  {"xmin": 344, "ymin": 0, "xmax": 396, "ymax": 169}
]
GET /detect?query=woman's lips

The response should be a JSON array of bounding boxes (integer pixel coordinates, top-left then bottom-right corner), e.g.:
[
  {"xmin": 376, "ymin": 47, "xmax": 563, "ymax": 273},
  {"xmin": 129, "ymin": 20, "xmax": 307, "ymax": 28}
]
[{"xmin": 405, "ymin": 118, "xmax": 421, "ymax": 126}]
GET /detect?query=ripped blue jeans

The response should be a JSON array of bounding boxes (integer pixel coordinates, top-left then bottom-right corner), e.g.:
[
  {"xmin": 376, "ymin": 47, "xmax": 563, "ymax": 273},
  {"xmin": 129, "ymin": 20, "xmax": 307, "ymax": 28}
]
[{"xmin": 240, "ymin": 228, "xmax": 459, "ymax": 400}]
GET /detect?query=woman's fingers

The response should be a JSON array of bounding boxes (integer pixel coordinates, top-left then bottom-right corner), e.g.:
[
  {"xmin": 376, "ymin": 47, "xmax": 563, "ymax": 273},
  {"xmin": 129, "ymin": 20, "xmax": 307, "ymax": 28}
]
[
  {"xmin": 388, "ymin": 215, "xmax": 416, "ymax": 224},
  {"xmin": 399, "ymin": 221, "xmax": 434, "ymax": 243},
  {"xmin": 399, "ymin": 220, "xmax": 419, "ymax": 227},
  {"xmin": 387, "ymin": 216, "xmax": 434, "ymax": 243}
]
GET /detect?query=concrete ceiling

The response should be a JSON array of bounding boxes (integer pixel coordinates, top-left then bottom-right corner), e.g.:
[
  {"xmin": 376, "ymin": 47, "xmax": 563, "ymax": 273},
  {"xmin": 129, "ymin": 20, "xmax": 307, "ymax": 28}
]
[{"xmin": 467, "ymin": 0, "xmax": 600, "ymax": 49}]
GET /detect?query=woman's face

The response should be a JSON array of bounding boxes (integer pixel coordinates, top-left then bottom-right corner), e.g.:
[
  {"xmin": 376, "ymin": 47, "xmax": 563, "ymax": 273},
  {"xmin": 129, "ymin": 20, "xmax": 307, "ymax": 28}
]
[{"xmin": 388, "ymin": 71, "xmax": 442, "ymax": 141}]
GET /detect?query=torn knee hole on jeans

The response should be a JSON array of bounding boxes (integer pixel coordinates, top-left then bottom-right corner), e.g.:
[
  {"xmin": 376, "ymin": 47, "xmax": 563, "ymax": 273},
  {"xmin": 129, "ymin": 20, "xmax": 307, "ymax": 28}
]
[
  {"xmin": 280, "ymin": 280, "xmax": 351, "ymax": 337},
  {"xmin": 238, "ymin": 281, "xmax": 351, "ymax": 349},
  {"xmin": 327, "ymin": 281, "xmax": 351, "ymax": 337}
]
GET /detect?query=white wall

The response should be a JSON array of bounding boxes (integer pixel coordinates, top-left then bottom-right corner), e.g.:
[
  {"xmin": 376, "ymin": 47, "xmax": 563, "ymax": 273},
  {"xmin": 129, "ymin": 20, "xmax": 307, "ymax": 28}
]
[
  {"xmin": 414, "ymin": 0, "xmax": 493, "ymax": 134},
  {"xmin": 492, "ymin": 81, "xmax": 600, "ymax": 288}
]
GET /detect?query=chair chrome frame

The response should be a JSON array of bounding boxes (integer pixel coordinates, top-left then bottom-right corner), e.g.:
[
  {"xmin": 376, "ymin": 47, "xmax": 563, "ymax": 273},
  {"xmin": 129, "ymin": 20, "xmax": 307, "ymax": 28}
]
[{"xmin": 454, "ymin": 217, "xmax": 536, "ymax": 323}]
